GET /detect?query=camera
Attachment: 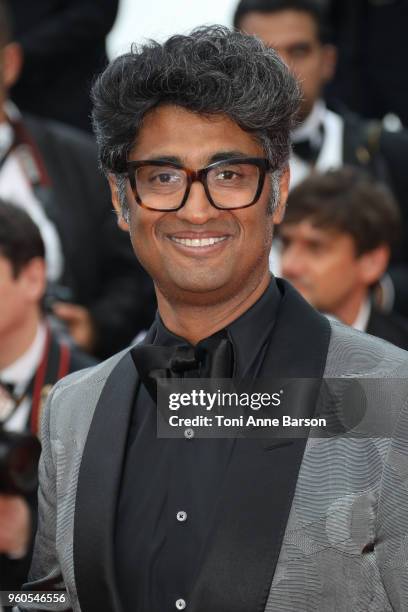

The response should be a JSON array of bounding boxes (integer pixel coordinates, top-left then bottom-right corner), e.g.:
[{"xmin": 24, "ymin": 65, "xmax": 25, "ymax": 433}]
[{"xmin": 0, "ymin": 430, "xmax": 41, "ymax": 496}]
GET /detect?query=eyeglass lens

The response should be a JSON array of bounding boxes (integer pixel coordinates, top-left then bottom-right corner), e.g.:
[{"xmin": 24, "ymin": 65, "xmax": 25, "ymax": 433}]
[{"xmin": 133, "ymin": 161, "xmax": 262, "ymax": 210}]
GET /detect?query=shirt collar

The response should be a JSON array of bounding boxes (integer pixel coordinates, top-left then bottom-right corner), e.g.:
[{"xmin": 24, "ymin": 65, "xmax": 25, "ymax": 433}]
[
  {"xmin": 154, "ymin": 276, "xmax": 282, "ymax": 377},
  {"xmin": 0, "ymin": 322, "xmax": 47, "ymax": 393},
  {"xmin": 352, "ymin": 298, "xmax": 372, "ymax": 332}
]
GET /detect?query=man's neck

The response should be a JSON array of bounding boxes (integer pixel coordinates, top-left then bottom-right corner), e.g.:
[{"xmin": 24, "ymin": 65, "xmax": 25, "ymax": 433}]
[
  {"xmin": 0, "ymin": 311, "xmax": 42, "ymax": 369},
  {"xmin": 156, "ymin": 272, "xmax": 272, "ymax": 345},
  {"xmin": 331, "ymin": 288, "xmax": 369, "ymax": 327}
]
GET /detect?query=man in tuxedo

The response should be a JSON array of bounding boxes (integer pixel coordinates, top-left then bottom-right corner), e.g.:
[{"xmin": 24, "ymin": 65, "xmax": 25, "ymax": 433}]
[
  {"xmin": 279, "ymin": 166, "xmax": 408, "ymax": 349},
  {"xmin": 0, "ymin": 202, "xmax": 96, "ymax": 593},
  {"xmin": 0, "ymin": 0, "xmax": 155, "ymax": 359},
  {"xmin": 234, "ymin": 0, "xmax": 408, "ymax": 315},
  {"xmin": 21, "ymin": 25, "xmax": 408, "ymax": 612}
]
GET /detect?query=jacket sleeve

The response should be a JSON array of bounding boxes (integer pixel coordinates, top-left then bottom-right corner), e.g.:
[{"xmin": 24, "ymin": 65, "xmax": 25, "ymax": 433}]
[{"xmin": 18, "ymin": 388, "xmax": 73, "ymax": 611}]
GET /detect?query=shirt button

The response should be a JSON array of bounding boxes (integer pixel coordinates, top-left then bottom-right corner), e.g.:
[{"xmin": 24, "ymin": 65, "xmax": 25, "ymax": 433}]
[
  {"xmin": 176, "ymin": 510, "xmax": 187, "ymax": 522},
  {"xmin": 175, "ymin": 599, "xmax": 186, "ymax": 610},
  {"xmin": 184, "ymin": 427, "xmax": 194, "ymax": 439}
]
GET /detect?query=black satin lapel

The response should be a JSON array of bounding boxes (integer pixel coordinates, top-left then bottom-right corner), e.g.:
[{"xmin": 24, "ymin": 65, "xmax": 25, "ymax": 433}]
[
  {"xmin": 189, "ymin": 280, "xmax": 331, "ymax": 612},
  {"xmin": 263, "ymin": 279, "xmax": 331, "ymax": 379},
  {"xmin": 74, "ymin": 351, "xmax": 139, "ymax": 612}
]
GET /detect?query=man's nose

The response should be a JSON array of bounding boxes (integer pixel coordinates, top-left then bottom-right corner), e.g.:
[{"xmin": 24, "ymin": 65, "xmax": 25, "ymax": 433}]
[{"xmin": 175, "ymin": 181, "xmax": 220, "ymax": 224}]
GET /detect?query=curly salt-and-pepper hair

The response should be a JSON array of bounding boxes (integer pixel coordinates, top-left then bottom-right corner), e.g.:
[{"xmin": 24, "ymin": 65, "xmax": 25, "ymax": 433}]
[{"xmin": 91, "ymin": 25, "xmax": 301, "ymax": 214}]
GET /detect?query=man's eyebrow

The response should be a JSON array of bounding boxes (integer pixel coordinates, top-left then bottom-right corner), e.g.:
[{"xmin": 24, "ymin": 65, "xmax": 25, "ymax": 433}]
[
  {"xmin": 208, "ymin": 151, "xmax": 252, "ymax": 164},
  {"xmin": 135, "ymin": 151, "xmax": 256, "ymax": 166},
  {"xmin": 142, "ymin": 155, "xmax": 182, "ymax": 165}
]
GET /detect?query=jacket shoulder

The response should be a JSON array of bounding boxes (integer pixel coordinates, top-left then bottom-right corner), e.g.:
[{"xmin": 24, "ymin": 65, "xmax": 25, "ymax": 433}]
[
  {"xmin": 42, "ymin": 348, "xmax": 132, "ymax": 437},
  {"xmin": 325, "ymin": 318, "xmax": 408, "ymax": 378},
  {"xmin": 52, "ymin": 347, "xmax": 129, "ymax": 394}
]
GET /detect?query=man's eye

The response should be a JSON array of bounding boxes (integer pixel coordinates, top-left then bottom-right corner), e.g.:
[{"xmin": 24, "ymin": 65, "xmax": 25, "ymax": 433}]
[
  {"xmin": 151, "ymin": 173, "xmax": 181, "ymax": 184},
  {"xmin": 308, "ymin": 242, "xmax": 325, "ymax": 253},
  {"xmin": 289, "ymin": 44, "xmax": 312, "ymax": 59},
  {"xmin": 216, "ymin": 170, "xmax": 240, "ymax": 181}
]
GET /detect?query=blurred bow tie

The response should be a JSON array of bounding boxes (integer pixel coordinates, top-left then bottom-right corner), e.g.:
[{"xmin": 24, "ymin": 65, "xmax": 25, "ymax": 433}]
[
  {"xmin": 0, "ymin": 381, "xmax": 15, "ymax": 397},
  {"xmin": 292, "ymin": 124, "xmax": 325, "ymax": 164},
  {"xmin": 131, "ymin": 331, "xmax": 234, "ymax": 402}
]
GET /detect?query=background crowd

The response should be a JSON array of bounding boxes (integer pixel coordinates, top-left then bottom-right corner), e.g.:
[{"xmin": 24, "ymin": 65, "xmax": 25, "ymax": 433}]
[{"xmin": 0, "ymin": 0, "xmax": 407, "ymax": 599}]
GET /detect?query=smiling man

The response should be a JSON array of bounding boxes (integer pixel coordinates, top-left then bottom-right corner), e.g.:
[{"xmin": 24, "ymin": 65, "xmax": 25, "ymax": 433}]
[{"xmin": 20, "ymin": 26, "xmax": 408, "ymax": 612}]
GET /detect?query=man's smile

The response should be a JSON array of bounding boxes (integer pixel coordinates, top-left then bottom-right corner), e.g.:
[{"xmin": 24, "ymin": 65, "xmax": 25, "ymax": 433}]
[{"xmin": 165, "ymin": 232, "xmax": 232, "ymax": 255}]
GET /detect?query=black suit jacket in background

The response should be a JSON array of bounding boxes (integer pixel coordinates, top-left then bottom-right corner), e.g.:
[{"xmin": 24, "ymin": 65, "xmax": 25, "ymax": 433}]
[
  {"xmin": 10, "ymin": 0, "xmax": 119, "ymax": 132},
  {"xmin": 22, "ymin": 115, "xmax": 156, "ymax": 358},
  {"xmin": 366, "ymin": 307, "xmax": 408, "ymax": 352}
]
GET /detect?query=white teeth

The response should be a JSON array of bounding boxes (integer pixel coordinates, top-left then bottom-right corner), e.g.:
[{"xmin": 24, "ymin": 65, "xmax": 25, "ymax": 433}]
[{"xmin": 170, "ymin": 236, "xmax": 227, "ymax": 247}]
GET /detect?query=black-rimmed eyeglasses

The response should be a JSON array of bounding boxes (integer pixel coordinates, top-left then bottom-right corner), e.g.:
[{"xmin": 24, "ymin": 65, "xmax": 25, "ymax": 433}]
[{"xmin": 125, "ymin": 157, "xmax": 272, "ymax": 212}]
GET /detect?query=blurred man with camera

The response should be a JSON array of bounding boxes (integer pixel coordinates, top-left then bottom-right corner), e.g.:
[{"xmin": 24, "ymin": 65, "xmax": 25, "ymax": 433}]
[{"xmin": 0, "ymin": 201, "xmax": 95, "ymax": 591}]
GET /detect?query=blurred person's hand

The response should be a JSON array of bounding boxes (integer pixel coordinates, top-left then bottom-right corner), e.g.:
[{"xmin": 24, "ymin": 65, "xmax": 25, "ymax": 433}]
[
  {"xmin": 53, "ymin": 302, "xmax": 96, "ymax": 353},
  {"xmin": 0, "ymin": 495, "xmax": 31, "ymax": 558}
]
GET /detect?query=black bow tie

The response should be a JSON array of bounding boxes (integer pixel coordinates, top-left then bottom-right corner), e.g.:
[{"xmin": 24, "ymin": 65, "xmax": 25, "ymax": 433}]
[
  {"xmin": 292, "ymin": 124, "xmax": 325, "ymax": 164},
  {"xmin": 131, "ymin": 331, "xmax": 234, "ymax": 403}
]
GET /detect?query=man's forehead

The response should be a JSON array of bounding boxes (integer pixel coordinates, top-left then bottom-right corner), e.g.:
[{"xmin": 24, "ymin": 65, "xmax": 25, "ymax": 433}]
[
  {"xmin": 281, "ymin": 220, "xmax": 344, "ymax": 241},
  {"xmin": 130, "ymin": 105, "xmax": 264, "ymax": 164},
  {"xmin": 240, "ymin": 10, "xmax": 320, "ymax": 48}
]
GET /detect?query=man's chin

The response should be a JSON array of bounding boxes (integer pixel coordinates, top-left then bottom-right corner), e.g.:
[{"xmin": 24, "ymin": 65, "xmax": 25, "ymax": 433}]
[{"xmin": 157, "ymin": 274, "xmax": 237, "ymax": 304}]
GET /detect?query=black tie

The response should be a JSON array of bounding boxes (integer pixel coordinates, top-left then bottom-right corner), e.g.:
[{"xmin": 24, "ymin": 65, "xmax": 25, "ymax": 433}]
[
  {"xmin": 292, "ymin": 124, "xmax": 325, "ymax": 164},
  {"xmin": 131, "ymin": 330, "xmax": 234, "ymax": 402}
]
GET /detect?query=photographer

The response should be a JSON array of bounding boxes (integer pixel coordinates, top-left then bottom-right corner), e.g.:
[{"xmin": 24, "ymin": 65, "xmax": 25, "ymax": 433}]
[{"xmin": 0, "ymin": 201, "xmax": 96, "ymax": 591}]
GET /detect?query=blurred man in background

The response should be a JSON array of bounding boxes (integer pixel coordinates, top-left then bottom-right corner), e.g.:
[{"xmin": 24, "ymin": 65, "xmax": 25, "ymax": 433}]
[
  {"xmin": 9, "ymin": 0, "xmax": 119, "ymax": 132},
  {"xmin": 0, "ymin": 0, "xmax": 155, "ymax": 359},
  {"xmin": 0, "ymin": 201, "xmax": 95, "ymax": 592},
  {"xmin": 234, "ymin": 0, "xmax": 408, "ymax": 316},
  {"xmin": 280, "ymin": 167, "xmax": 408, "ymax": 349}
]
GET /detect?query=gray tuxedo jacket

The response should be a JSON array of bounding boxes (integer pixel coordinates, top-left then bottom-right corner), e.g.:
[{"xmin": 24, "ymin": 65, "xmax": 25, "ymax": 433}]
[{"xmin": 20, "ymin": 282, "xmax": 408, "ymax": 612}]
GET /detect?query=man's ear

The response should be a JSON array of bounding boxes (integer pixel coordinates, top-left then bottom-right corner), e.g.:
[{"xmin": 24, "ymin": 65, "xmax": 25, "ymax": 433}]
[
  {"xmin": 20, "ymin": 257, "xmax": 47, "ymax": 303},
  {"xmin": 358, "ymin": 244, "xmax": 390, "ymax": 286},
  {"xmin": 321, "ymin": 44, "xmax": 337, "ymax": 84},
  {"xmin": 272, "ymin": 166, "xmax": 290, "ymax": 224},
  {"xmin": 108, "ymin": 174, "xmax": 130, "ymax": 231},
  {"xmin": 3, "ymin": 43, "xmax": 23, "ymax": 89}
]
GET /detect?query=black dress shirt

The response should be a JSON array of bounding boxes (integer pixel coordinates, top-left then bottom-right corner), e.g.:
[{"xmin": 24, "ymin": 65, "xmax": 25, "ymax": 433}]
[{"xmin": 114, "ymin": 278, "xmax": 281, "ymax": 612}]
